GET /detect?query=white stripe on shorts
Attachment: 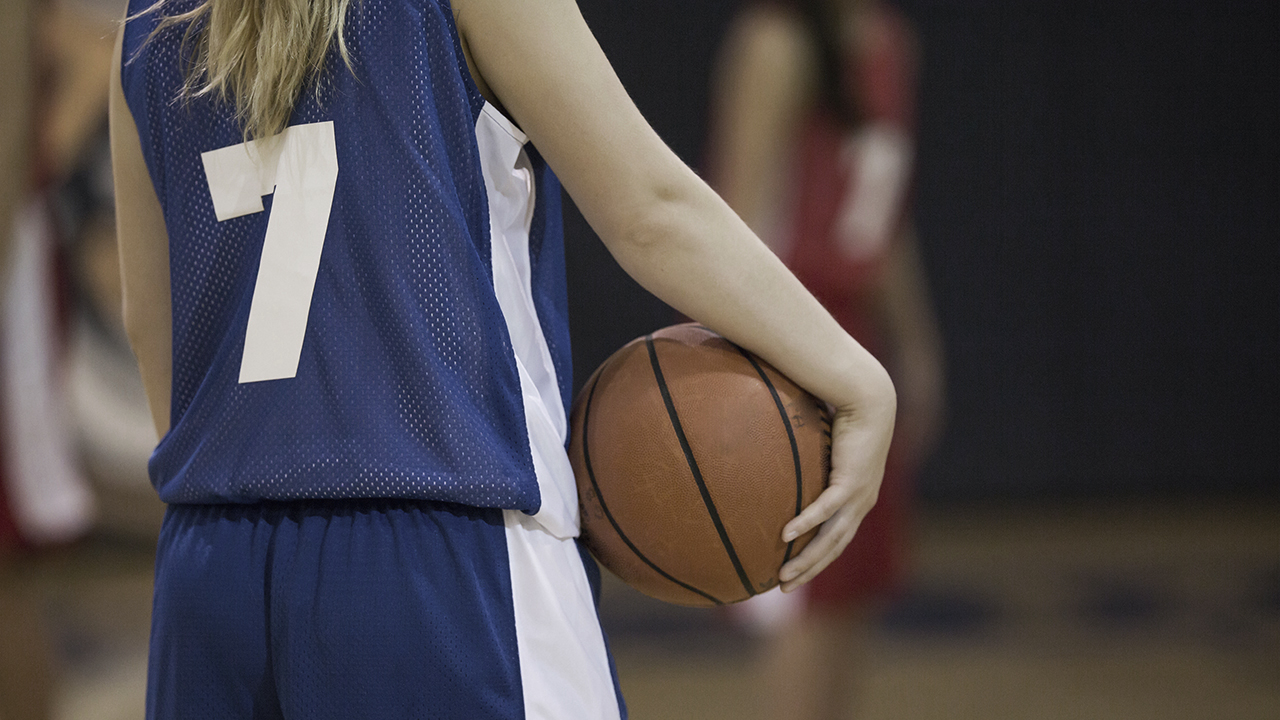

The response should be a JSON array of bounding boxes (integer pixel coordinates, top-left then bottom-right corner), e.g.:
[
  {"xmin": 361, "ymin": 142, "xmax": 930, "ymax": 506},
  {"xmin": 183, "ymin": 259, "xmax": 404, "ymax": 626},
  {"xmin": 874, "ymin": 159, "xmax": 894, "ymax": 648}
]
[
  {"xmin": 505, "ymin": 509, "xmax": 622, "ymax": 720},
  {"xmin": 477, "ymin": 101, "xmax": 621, "ymax": 718}
]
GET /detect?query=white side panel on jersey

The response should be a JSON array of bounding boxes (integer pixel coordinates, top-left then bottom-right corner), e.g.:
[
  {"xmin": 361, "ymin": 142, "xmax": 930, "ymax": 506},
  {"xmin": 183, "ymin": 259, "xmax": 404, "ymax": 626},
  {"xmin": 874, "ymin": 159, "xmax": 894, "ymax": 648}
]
[
  {"xmin": 504, "ymin": 509, "xmax": 622, "ymax": 720},
  {"xmin": 475, "ymin": 103, "xmax": 578, "ymax": 540},
  {"xmin": 200, "ymin": 122, "xmax": 339, "ymax": 384},
  {"xmin": 478, "ymin": 103, "xmax": 619, "ymax": 719}
]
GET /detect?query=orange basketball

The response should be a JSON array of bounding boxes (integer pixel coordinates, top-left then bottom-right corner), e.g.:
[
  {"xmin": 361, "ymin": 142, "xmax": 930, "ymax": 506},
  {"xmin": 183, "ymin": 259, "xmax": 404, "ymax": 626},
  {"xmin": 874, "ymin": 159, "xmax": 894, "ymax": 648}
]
[{"xmin": 568, "ymin": 324, "xmax": 831, "ymax": 607}]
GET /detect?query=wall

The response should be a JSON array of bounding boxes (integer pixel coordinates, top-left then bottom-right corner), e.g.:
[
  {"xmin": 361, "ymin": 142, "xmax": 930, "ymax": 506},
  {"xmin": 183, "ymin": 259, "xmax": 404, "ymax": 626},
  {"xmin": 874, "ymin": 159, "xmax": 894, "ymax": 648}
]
[{"xmin": 564, "ymin": 0, "xmax": 1279, "ymax": 499}]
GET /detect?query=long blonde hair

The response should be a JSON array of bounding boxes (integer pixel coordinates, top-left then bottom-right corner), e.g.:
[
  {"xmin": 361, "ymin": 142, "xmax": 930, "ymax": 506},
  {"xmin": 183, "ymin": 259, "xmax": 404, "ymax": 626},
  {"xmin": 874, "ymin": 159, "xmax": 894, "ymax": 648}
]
[{"xmin": 139, "ymin": 0, "xmax": 355, "ymax": 140}]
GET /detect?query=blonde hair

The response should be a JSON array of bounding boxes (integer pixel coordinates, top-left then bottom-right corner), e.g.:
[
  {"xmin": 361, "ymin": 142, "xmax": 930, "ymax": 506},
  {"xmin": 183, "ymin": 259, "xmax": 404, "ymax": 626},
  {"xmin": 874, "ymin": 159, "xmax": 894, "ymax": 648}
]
[{"xmin": 139, "ymin": 0, "xmax": 355, "ymax": 140}]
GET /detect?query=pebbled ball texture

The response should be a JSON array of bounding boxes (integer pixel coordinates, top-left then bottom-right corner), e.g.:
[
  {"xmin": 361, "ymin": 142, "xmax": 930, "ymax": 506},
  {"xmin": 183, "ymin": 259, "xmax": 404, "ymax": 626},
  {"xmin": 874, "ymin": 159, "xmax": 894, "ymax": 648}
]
[{"xmin": 568, "ymin": 324, "xmax": 831, "ymax": 607}]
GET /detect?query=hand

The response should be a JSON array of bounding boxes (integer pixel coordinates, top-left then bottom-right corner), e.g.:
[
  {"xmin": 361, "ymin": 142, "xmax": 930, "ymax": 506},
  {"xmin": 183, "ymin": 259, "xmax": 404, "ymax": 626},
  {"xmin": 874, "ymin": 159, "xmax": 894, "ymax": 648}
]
[{"xmin": 776, "ymin": 383, "xmax": 896, "ymax": 592}]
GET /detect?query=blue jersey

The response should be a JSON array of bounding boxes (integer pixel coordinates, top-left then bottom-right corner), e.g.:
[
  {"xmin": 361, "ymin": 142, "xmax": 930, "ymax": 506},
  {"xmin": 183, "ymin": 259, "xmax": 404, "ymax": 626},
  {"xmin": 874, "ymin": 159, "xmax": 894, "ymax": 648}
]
[{"xmin": 121, "ymin": 0, "xmax": 577, "ymax": 534}]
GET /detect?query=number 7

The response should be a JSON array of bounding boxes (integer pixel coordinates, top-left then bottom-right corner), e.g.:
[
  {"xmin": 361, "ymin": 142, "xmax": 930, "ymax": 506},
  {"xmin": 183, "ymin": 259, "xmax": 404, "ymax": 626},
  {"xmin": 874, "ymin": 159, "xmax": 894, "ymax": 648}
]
[{"xmin": 200, "ymin": 121, "xmax": 339, "ymax": 384}]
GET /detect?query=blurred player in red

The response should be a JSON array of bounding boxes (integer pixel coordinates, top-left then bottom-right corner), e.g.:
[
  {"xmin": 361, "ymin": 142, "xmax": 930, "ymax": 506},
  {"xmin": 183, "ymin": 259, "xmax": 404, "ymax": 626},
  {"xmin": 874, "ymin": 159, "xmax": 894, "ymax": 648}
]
[
  {"xmin": 0, "ymin": 7, "xmax": 45, "ymax": 718},
  {"xmin": 710, "ymin": 1, "xmax": 944, "ymax": 717},
  {"xmin": 2, "ymin": 3, "xmax": 110, "ymax": 717}
]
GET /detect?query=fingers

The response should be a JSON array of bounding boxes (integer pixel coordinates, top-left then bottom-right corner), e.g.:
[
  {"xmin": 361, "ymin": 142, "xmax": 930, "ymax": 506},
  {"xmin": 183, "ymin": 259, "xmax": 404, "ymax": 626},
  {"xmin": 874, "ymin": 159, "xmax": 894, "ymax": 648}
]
[
  {"xmin": 777, "ymin": 449, "xmax": 883, "ymax": 589},
  {"xmin": 776, "ymin": 389, "xmax": 894, "ymax": 592},
  {"xmin": 778, "ymin": 521, "xmax": 856, "ymax": 591},
  {"xmin": 777, "ymin": 490, "xmax": 872, "ymax": 591},
  {"xmin": 779, "ymin": 415, "xmax": 879, "ymax": 542},
  {"xmin": 781, "ymin": 481, "xmax": 852, "ymax": 542}
]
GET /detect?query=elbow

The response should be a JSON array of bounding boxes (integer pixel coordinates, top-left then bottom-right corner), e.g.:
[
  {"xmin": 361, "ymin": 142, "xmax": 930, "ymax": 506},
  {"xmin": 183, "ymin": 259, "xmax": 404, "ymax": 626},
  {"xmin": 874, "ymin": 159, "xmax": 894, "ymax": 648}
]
[{"xmin": 605, "ymin": 172, "xmax": 705, "ymax": 264}]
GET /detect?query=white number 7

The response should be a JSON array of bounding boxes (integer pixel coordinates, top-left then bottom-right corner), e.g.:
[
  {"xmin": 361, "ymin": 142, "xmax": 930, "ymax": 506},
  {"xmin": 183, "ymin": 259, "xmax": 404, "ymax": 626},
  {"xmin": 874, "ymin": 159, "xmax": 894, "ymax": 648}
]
[{"xmin": 200, "ymin": 122, "xmax": 339, "ymax": 384}]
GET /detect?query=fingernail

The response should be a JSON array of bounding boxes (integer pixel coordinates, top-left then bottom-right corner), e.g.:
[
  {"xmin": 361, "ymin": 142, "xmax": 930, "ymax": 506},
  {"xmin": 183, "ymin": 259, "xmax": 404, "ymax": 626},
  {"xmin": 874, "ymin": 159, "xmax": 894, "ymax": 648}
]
[{"xmin": 783, "ymin": 530, "xmax": 797, "ymax": 542}]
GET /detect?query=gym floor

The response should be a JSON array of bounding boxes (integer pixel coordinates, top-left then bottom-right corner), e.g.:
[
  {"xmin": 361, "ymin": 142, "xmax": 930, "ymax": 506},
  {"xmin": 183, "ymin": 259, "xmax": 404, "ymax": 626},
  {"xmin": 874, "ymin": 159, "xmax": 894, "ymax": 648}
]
[{"xmin": 17, "ymin": 497, "xmax": 1280, "ymax": 720}]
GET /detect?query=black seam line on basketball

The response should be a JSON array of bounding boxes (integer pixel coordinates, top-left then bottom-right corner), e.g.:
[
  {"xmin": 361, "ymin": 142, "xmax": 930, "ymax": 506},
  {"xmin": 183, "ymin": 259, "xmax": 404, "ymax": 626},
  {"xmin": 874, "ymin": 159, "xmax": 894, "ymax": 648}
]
[
  {"xmin": 645, "ymin": 335, "xmax": 757, "ymax": 599},
  {"xmin": 581, "ymin": 354, "xmax": 725, "ymax": 606},
  {"xmin": 736, "ymin": 348, "xmax": 804, "ymax": 566}
]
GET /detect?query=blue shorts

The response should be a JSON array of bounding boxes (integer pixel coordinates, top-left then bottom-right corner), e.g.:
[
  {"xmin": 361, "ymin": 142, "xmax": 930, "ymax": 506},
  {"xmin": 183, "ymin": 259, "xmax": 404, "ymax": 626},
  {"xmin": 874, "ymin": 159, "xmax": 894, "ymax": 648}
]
[{"xmin": 147, "ymin": 500, "xmax": 626, "ymax": 719}]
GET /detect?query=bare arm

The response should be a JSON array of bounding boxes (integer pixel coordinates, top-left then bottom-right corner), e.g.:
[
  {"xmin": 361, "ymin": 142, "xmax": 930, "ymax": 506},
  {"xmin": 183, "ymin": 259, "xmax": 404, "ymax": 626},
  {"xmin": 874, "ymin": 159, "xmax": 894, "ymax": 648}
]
[
  {"xmin": 454, "ymin": 0, "xmax": 895, "ymax": 589},
  {"xmin": 0, "ymin": 0, "xmax": 34, "ymax": 283},
  {"xmin": 109, "ymin": 28, "xmax": 172, "ymax": 439},
  {"xmin": 874, "ymin": 228, "xmax": 945, "ymax": 465},
  {"xmin": 707, "ymin": 5, "xmax": 816, "ymax": 248},
  {"xmin": 42, "ymin": 3, "xmax": 116, "ymax": 180}
]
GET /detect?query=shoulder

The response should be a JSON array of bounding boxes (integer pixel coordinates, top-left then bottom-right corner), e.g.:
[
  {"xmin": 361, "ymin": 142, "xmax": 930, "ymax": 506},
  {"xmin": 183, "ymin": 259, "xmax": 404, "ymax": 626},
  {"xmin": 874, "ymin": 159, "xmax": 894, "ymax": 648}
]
[
  {"xmin": 720, "ymin": 2, "xmax": 820, "ymax": 85},
  {"xmin": 731, "ymin": 3, "xmax": 815, "ymax": 54}
]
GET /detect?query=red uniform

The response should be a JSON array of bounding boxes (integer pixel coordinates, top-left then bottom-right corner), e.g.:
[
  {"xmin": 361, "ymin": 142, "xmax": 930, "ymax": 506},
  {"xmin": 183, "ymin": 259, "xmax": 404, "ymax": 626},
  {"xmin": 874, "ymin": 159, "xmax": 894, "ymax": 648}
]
[{"xmin": 780, "ymin": 2, "xmax": 918, "ymax": 609}]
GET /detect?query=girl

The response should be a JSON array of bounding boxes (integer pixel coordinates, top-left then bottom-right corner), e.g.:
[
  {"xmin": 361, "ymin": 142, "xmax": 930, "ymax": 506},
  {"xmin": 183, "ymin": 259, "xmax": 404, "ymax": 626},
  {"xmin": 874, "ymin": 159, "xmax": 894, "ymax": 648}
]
[
  {"xmin": 109, "ymin": 0, "xmax": 896, "ymax": 717},
  {"xmin": 709, "ymin": 1, "xmax": 944, "ymax": 717}
]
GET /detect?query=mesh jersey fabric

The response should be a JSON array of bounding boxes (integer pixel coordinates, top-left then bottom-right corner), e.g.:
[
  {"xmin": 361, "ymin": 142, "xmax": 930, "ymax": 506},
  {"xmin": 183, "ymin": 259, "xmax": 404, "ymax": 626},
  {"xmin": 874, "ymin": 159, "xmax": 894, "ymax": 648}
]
[{"xmin": 120, "ymin": 0, "xmax": 572, "ymax": 513}]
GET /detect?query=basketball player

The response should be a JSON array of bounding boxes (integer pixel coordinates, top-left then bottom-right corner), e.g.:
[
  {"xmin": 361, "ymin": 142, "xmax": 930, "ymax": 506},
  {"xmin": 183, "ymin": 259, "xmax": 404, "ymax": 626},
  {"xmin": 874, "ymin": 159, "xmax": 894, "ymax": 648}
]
[
  {"xmin": 3, "ymin": 3, "xmax": 107, "ymax": 718},
  {"xmin": 0, "ymin": 7, "xmax": 49, "ymax": 718},
  {"xmin": 109, "ymin": 0, "xmax": 898, "ymax": 716},
  {"xmin": 710, "ymin": 1, "xmax": 944, "ymax": 718}
]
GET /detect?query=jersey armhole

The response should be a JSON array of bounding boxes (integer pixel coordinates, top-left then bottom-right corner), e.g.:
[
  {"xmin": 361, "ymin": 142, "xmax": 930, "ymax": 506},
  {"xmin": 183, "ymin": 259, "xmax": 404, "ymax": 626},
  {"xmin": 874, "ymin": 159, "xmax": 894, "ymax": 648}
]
[{"xmin": 438, "ymin": 0, "xmax": 494, "ymax": 122}]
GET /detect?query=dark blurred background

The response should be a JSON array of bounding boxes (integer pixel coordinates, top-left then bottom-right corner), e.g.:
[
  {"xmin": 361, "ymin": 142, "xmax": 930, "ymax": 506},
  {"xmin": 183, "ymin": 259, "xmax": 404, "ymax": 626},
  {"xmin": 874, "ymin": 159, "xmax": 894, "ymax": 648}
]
[{"xmin": 566, "ymin": 0, "xmax": 1279, "ymax": 501}]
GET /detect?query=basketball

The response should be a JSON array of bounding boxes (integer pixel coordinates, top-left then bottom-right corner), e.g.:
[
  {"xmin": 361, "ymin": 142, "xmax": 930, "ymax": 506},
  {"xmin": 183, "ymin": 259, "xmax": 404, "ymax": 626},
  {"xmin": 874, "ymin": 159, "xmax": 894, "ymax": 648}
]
[{"xmin": 568, "ymin": 323, "xmax": 831, "ymax": 607}]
